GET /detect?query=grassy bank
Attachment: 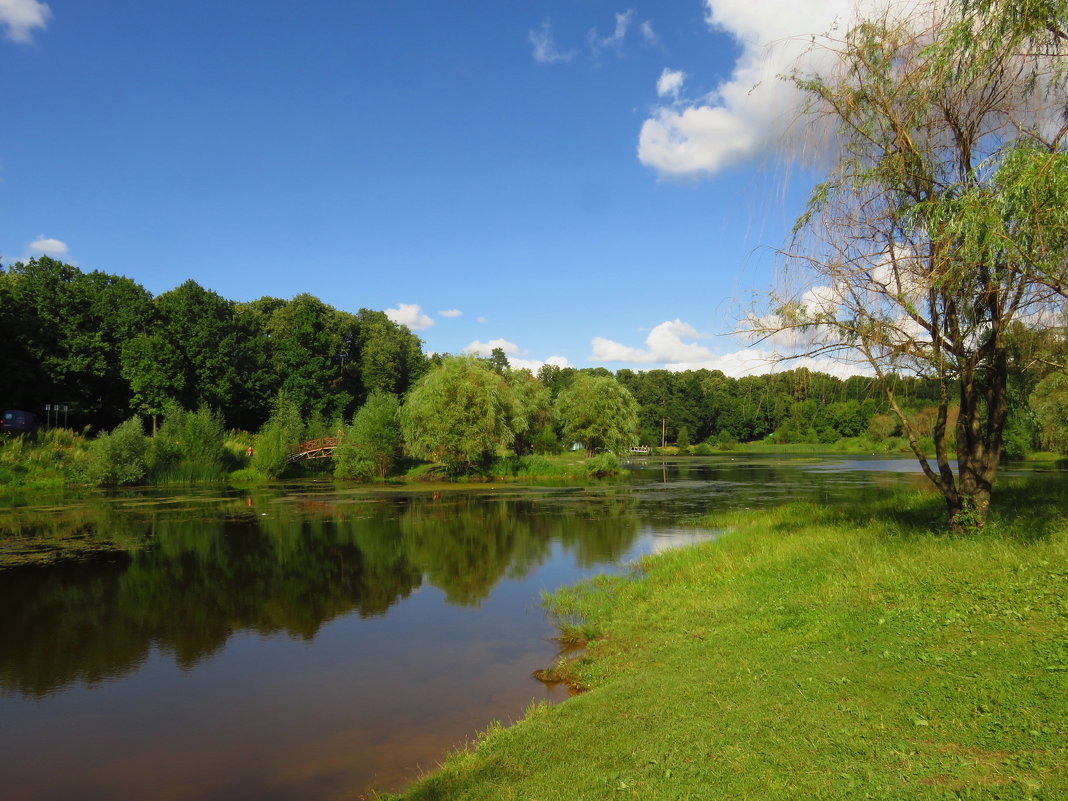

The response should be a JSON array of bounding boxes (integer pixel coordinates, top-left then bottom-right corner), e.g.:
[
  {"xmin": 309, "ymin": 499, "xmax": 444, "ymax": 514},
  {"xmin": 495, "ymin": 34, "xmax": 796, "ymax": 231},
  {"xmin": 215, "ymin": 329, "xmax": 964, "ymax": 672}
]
[{"xmin": 386, "ymin": 485, "xmax": 1068, "ymax": 800}]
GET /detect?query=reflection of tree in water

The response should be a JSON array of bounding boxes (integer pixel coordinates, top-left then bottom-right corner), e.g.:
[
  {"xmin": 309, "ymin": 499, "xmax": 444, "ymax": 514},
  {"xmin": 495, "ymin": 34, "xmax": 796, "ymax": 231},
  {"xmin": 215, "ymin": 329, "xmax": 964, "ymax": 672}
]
[
  {"xmin": 0, "ymin": 490, "xmax": 642, "ymax": 696},
  {"xmin": 0, "ymin": 501, "xmax": 423, "ymax": 697},
  {"xmin": 397, "ymin": 497, "xmax": 556, "ymax": 606},
  {"xmin": 551, "ymin": 495, "xmax": 640, "ymax": 569}
]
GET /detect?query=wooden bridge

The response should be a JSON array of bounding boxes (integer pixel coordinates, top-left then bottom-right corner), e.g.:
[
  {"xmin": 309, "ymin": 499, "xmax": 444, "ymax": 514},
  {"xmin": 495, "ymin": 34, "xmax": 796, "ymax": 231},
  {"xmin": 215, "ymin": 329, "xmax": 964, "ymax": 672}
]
[{"xmin": 287, "ymin": 437, "xmax": 340, "ymax": 462}]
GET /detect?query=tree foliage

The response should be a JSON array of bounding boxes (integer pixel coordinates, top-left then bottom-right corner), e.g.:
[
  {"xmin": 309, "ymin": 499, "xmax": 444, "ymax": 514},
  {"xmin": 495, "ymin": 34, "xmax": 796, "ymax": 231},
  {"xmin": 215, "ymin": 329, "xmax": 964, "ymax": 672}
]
[
  {"xmin": 253, "ymin": 392, "xmax": 305, "ymax": 479},
  {"xmin": 399, "ymin": 356, "xmax": 515, "ymax": 474},
  {"xmin": 86, "ymin": 417, "xmax": 150, "ymax": 486},
  {"xmin": 507, "ymin": 369, "xmax": 554, "ymax": 455},
  {"xmin": 554, "ymin": 374, "xmax": 639, "ymax": 457},
  {"xmin": 335, "ymin": 391, "xmax": 402, "ymax": 479},
  {"xmin": 758, "ymin": 0, "xmax": 1068, "ymax": 529},
  {"xmin": 0, "ymin": 259, "xmax": 427, "ymax": 434},
  {"xmin": 1030, "ymin": 370, "xmax": 1068, "ymax": 452}
]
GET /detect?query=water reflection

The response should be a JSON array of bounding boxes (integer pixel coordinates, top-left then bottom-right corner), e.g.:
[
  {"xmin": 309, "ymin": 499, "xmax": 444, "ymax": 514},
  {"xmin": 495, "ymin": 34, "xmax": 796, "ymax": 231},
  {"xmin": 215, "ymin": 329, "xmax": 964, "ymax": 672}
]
[{"xmin": 0, "ymin": 491, "xmax": 641, "ymax": 698}]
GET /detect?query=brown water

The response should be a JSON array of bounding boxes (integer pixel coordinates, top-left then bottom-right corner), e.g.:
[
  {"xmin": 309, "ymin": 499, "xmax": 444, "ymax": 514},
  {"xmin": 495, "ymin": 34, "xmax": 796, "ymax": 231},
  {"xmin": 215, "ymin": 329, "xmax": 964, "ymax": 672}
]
[{"xmin": 0, "ymin": 454, "xmax": 1046, "ymax": 800}]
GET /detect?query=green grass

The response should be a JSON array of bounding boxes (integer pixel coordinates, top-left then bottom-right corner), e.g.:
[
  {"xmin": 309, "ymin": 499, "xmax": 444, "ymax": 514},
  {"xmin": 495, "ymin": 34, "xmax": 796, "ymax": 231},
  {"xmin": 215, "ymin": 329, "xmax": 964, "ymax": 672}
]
[
  {"xmin": 384, "ymin": 485, "xmax": 1068, "ymax": 801},
  {"xmin": 726, "ymin": 436, "xmax": 912, "ymax": 454}
]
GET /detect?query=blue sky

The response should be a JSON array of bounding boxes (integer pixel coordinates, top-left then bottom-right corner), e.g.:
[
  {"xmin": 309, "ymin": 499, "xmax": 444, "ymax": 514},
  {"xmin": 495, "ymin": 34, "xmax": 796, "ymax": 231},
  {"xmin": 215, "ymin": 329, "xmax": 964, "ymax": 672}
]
[{"xmin": 1, "ymin": 0, "xmax": 869, "ymax": 376}]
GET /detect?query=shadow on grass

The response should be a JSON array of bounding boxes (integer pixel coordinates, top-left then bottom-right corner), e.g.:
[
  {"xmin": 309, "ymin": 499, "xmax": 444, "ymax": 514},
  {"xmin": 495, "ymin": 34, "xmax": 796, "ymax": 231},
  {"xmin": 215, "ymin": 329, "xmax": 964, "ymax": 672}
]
[{"xmin": 806, "ymin": 474, "xmax": 1067, "ymax": 543}]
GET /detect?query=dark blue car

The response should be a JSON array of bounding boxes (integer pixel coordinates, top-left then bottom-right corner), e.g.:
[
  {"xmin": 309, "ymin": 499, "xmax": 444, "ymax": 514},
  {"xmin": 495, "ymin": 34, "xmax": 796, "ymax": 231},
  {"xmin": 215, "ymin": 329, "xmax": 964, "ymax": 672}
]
[{"xmin": 1, "ymin": 410, "xmax": 40, "ymax": 434}]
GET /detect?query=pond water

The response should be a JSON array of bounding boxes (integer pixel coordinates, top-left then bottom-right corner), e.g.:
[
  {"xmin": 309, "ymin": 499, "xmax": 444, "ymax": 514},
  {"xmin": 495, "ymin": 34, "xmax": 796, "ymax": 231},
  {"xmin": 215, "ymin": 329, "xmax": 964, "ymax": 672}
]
[{"xmin": 0, "ymin": 454, "xmax": 1055, "ymax": 800}]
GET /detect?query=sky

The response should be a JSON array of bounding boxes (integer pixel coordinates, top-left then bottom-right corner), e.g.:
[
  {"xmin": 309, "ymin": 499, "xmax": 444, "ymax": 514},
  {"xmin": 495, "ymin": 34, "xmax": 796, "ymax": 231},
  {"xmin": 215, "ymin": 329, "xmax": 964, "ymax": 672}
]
[{"xmin": 1, "ymin": 0, "xmax": 879, "ymax": 377}]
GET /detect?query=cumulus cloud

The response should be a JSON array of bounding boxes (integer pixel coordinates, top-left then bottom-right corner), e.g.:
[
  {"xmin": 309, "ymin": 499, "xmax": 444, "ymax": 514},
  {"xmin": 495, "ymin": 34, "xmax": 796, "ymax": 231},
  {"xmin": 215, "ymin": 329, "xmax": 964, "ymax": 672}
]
[
  {"xmin": 529, "ymin": 18, "xmax": 576, "ymax": 64},
  {"xmin": 0, "ymin": 0, "xmax": 51, "ymax": 43},
  {"xmin": 591, "ymin": 319, "xmax": 714, "ymax": 364},
  {"xmin": 27, "ymin": 236, "xmax": 69, "ymax": 257},
  {"xmin": 592, "ymin": 316, "xmax": 870, "ymax": 377},
  {"xmin": 476, "ymin": 316, "xmax": 487, "ymax": 324},
  {"xmin": 668, "ymin": 348, "xmax": 871, "ymax": 379},
  {"xmin": 438, "ymin": 309, "xmax": 462, "ymax": 318},
  {"xmin": 385, "ymin": 303, "xmax": 434, "ymax": 331},
  {"xmin": 463, "ymin": 338, "xmax": 570, "ymax": 372},
  {"xmin": 510, "ymin": 355, "xmax": 572, "ymax": 372},
  {"xmin": 464, "ymin": 338, "xmax": 520, "ymax": 357},
  {"xmin": 656, "ymin": 68, "xmax": 686, "ymax": 98},
  {"xmin": 639, "ymin": 0, "xmax": 882, "ymax": 177}
]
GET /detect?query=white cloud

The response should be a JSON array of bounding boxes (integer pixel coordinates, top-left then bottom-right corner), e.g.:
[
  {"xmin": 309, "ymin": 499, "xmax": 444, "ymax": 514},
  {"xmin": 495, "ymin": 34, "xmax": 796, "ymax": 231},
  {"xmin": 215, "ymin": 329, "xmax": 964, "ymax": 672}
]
[
  {"xmin": 438, "ymin": 309, "xmax": 462, "ymax": 318},
  {"xmin": 27, "ymin": 236, "xmax": 69, "ymax": 257},
  {"xmin": 640, "ymin": 20, "xmax": 658, "ymax": 45},
  {"xmin": 464, "ymin": 338, "xmax": 519, "ymax": 357},
  {"xmin": 510, "ymin": 355, "xmax": 572, "ymax": 372},
  {"xmin": 0, "ymin": 0, "xmax": 51, "ymax": 43},
  {"xmin": 529, "ymin": 18, "xmax": 576, "ymax": 64},
  {"xmin": 385, "ymin": 303, "xmax": 434, "ymax": 331},
  {"xmin": 591, "ymin": 319, "xmax": 714, "ymax": 364},
  {"xmin": 638, "ymin": 0, "xmax": 885, "ymax": 177},
  {"xmin": 589, "ymin": 9, "xmax": 634, "ymax": 55},
  {"xmin": 592, "ymin": 317, "xmax": 869, "ymax": 377},
  {"xmin": 476, "ymin": 316, "xmax": 487, "ymax": 324},
  {"xmin": 463, "ymin": 338, "xmax": 571, "ymax": 372},
  {"xmin": 656, "ymin": 68, "xmax": 686, "ymax": 98},
  {"xmin": 800, "ymin": 283, "xmax": 840, "ymax": 317},
  {"xmin": 668, "ymin": 348, "xmax": 871, "ymax": 378}
]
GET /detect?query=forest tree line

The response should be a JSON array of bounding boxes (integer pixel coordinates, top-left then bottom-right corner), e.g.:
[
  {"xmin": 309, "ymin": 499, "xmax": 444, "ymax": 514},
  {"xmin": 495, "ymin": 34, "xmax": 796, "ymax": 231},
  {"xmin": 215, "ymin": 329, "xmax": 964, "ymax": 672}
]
[
  {"xmin": 2, "ymin": 258, "xmax": 1065, "ymax": 466},
  {"xmin": 1, "ymin": 257, "xmax": 425, "ymax": 431}
]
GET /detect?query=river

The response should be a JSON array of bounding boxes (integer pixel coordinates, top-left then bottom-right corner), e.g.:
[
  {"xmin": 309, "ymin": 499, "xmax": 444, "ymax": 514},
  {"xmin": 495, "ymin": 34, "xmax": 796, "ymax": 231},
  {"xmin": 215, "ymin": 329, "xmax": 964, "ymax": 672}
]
[{"xmin": 0, "ymin": 454, "xmax": 1058, "ymax": 800}]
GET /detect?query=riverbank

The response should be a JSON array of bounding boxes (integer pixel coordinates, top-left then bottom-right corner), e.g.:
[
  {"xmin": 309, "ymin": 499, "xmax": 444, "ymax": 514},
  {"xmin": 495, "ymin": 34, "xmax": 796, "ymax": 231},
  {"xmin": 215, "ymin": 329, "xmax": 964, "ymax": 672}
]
[
  {"xmin": 0, "ymin": 429, "xmax": 621, "ymax": 493},
  {"xmin": 385, "ymin": 483, "xmax": 1068, "ymax": 800}
]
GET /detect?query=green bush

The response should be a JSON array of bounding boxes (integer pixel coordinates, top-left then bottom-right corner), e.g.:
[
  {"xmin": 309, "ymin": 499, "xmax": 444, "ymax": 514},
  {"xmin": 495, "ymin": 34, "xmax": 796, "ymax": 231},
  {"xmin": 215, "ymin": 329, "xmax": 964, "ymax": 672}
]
[
  {"xmin": 149, "ymin": 404, "xmax": 227, "ymax": 473},
  {"xmin": 333, "ymin": 447, "xmax": 376, "ymax": 480},
  {"xmin": 336, "ymin": 391, "xmax": 401, "ymax": 480},
  {"xmin": 87, "ymin": 417, "xmax": 149, "ymax": 486},
  {"xmin": 254, "ymin": 392, "xmax": 305, "ymax": 479},
  {"xmin": 693, "ymin": 442, "xmax": 714, "ymax": 456},
  {"xmin": 531, "ymin": 427, "xmax": 562, "ymax": 454},
  {"xmin": 584, "ymin": 452, "xmax": 620, "ymax": 477},
  {"xmin": 676, "ymin": 426, "xmax": 691, "ymax": 450}
]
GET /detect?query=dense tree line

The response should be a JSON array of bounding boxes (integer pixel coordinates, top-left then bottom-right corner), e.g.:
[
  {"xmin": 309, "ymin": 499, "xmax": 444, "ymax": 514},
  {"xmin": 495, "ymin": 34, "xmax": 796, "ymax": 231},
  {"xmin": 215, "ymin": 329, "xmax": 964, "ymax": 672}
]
[
  {"xmin": 537, "ymin": 363, "xmax": 947, "ymax": 448},
  {"xmin": 0, "ymin": 257, "xmax": 427, "ymax": 431},
  {"xmin": 3, "ymin": 258, "xmax": 1063, "ymax": 472}
]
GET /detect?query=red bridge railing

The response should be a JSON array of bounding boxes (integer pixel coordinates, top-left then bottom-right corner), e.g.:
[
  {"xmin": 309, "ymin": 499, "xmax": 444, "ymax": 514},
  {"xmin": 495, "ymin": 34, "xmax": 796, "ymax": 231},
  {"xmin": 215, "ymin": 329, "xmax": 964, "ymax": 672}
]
[{"xmin": 287, "ymin": 437, "xmax": 340, "ymax": 462}]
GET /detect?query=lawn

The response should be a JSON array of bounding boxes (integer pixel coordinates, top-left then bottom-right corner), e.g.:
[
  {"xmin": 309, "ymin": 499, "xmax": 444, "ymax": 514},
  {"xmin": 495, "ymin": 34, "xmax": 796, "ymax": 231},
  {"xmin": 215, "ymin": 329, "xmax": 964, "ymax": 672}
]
[{"xmin": 384, "ymin": 483, "xmax": 1068, "ymax": 800}]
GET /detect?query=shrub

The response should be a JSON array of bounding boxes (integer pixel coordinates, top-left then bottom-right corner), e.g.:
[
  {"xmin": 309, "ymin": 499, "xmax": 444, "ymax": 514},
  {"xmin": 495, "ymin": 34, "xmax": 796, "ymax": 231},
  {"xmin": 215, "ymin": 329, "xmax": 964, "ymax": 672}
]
[
  {"xmin": 676, "ymin": 426, "xmax": 691, "ymax": 450},
  {"xmin": 584, "ymin": 452, "xmax": 620, "ymax": 477},
  {"xmin": 149, "ymin": 404, "xmax": 227, "ymax": 472},
  {"xmin": 254, "ymin": 392, "xmax": 305, "ymax": 479},
  {"xmin": 336, "ymin": 391, "xmax": 402, "ymax": 480},
  {"xmin": 333, "ymin": 448, "xmax": 375, "ymax": 480},
  {"xmin": 87, "ymin": 417, "xmax": 149, "ymax": 486}
]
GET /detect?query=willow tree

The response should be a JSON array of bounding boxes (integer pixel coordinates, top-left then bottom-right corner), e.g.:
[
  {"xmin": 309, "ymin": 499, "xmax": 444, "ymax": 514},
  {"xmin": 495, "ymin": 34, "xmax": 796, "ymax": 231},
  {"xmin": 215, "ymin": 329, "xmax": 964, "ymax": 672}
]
[
  {"xmin": 757, "ymin": 0, "xmax": 1068, "ymax": 530},
  {"xmin": 555, "ymin": 374, "xmax": 640, "ymax": 457},
  {"xmin": 399, "ymin": 356, "xmax": 515, "ymax": 474}
]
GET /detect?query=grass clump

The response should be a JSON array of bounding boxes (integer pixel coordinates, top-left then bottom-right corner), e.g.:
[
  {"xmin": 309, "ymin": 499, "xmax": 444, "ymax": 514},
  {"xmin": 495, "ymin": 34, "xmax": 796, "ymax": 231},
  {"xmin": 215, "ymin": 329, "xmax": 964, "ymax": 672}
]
[{"xmin": 387, "ymin": 486, "xmax": 1068, "ymax": 800}]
